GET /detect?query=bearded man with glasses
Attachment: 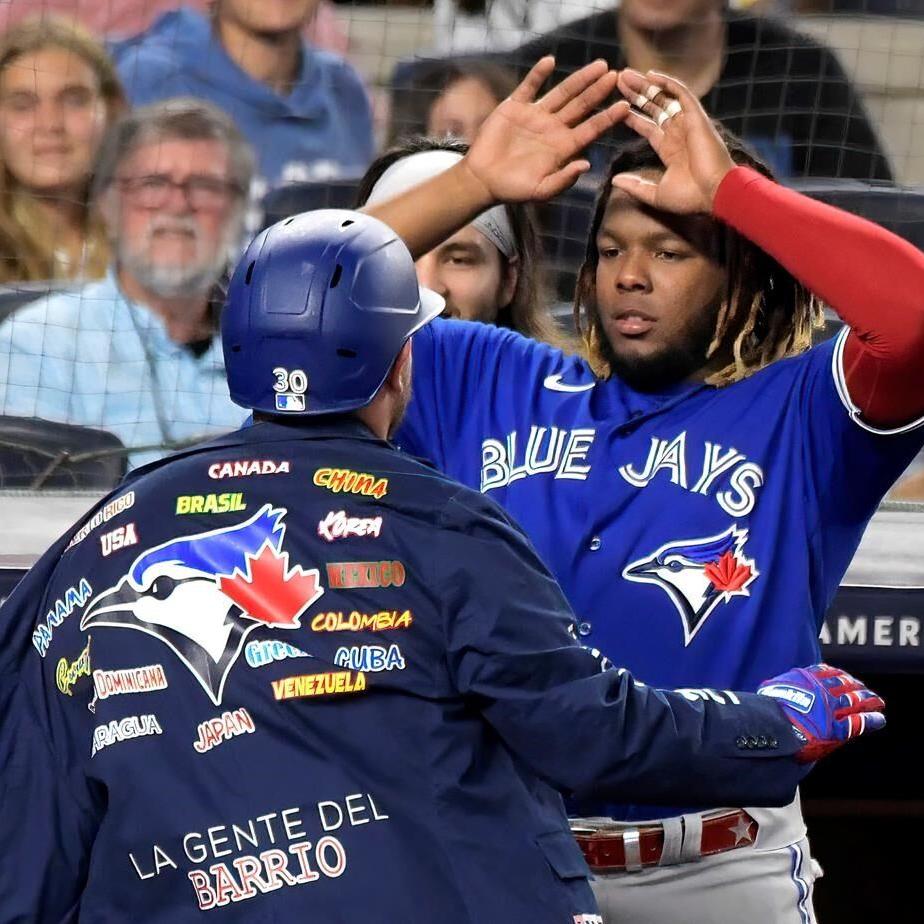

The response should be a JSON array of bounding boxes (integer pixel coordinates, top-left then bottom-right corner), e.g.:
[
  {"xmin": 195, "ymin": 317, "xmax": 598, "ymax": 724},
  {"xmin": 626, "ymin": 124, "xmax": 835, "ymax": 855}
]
[{"xmin": 0, "ymin": 98, "xmax": 254, "ymax": 468}]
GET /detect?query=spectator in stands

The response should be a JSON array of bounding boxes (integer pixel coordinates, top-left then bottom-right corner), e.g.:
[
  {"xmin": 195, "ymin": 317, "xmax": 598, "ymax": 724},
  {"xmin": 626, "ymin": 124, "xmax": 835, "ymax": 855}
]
[
  {"xmin": 0, "ymin": 99, "xmax": 252, "ymax": 468},
  {"xmin": 432, "ymin": 0, "xmax": 611, "ymax": 53},
  {"xmin": 0, "ymin": 1, "xmax": 349, "ymax": 55},
  {"xmin": 388, "ymin": 59, "xmax": 517, "ymax": 146},
  {"xmin": 0, "ymin": 18, "xmax": 125, "ymax": 284},
  {"xmin": 112, "ymin": 0, "xmax": 374, "ymax": 221},
  {"xmin": 356, "ymin": 138, "xmax": 563, "ymax": 345},
  {"xmin": 495, "ymin": 0, "xmax": 893, "ymax": 180}
]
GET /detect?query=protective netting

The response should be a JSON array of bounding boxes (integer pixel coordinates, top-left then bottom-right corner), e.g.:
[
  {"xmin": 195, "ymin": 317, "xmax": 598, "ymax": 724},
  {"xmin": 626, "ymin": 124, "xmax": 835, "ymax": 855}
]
[{"xmin": 0, "ymin": 0, "xmax": 920, "ymax": 484}]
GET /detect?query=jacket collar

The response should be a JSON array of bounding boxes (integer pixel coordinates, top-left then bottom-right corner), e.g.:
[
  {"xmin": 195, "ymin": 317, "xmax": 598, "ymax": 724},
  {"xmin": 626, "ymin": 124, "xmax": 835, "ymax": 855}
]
[{"xmin": 121, "ymin": 415, "xmax": 390, "ymax": 485}]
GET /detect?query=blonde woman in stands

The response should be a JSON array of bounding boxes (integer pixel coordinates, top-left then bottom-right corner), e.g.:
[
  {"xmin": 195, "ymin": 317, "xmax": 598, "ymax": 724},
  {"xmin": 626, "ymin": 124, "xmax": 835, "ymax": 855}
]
[{"xmin": 0, "ymin": 18, "xmax": 125, "ymax": 284}]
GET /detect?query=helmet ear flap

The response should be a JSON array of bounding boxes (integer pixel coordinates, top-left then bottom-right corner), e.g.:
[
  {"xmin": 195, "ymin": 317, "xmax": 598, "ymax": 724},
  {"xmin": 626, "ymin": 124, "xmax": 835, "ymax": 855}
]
[{"xmin": 221, "ymin": 209, "xmax": 444, "ymax": 417}]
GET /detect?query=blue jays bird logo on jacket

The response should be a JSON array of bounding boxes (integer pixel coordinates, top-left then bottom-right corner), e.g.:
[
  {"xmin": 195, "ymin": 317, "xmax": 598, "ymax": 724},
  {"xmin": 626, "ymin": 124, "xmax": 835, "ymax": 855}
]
[
  {"xmin": 623, "ymin": 526, "xmax": 758, "ymax": 646},
  {"xmin": 80, "ymin": 504, "xmax": 323, "ymax": 704}
]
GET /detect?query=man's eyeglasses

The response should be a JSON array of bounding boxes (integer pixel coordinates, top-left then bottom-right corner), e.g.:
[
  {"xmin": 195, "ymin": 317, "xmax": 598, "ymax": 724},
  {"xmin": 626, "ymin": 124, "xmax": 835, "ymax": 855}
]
[{"xmin": 116, "ymin": 174, "xmax": 244, "ymax": 210}]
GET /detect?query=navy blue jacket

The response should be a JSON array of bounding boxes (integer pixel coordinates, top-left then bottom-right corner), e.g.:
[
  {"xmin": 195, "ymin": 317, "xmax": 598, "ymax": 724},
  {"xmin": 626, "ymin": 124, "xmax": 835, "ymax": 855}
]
[{"xmin": 0, "ymin": 418, "xmax": 808, "ymax": 922}]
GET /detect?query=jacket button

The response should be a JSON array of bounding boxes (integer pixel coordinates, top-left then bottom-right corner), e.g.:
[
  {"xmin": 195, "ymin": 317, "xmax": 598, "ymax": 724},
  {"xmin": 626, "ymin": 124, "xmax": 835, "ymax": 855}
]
[
  {"xmin": 578, "ymin": 621, "xmax": 593, "ymax": 637},
  {"xmin": 769, "ymin": 737, "xmax": 779, "ymax": 748},
  {"xmin": 589, "ymin": 537, "xmax": 602, "ymax": 551},
  {"xmin": 747, "ymin": 736, "xmax": 759, "ymax": 748},
  {"xmin": 757, "ymin": 736, "xmax": 768, "ymax": 748},
  {"xmin": 736, "ymin": 736, "xmax": 747, "ymax": 749}
]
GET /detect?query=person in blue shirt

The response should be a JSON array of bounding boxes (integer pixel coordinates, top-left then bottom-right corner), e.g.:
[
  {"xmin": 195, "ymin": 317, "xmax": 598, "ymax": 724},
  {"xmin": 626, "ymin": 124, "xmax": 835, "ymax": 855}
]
[
  {"xmin": 0, "ymin": 99, "xmax": 253, "ymax": 467},
  {"xmin": 0, "ymin": 196, "xmax": 883, "ymax": 921},
  {"xmin": 364, "ymin": 60, "xmax": 924, "ymax": 922},
  {"xmin": 112, "ymin": 0, "xmax": 375, "ymax": 225}
]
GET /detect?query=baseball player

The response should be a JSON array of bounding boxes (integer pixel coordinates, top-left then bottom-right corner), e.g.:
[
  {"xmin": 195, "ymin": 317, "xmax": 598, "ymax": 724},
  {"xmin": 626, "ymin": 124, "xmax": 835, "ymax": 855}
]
[
  {"xmin": 361, "ymin": 59, "xmax": 924, "ymax": 922},
  {"xmin": 0, "ymin": 207, "xmax": 885, "ymax": 922}
]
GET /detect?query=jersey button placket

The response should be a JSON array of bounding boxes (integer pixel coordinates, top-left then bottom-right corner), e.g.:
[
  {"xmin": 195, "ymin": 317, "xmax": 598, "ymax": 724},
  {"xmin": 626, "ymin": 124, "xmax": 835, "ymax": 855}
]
[{"xmin": 580, "ymin": 539, "xmax": 601, "ymax": 635}]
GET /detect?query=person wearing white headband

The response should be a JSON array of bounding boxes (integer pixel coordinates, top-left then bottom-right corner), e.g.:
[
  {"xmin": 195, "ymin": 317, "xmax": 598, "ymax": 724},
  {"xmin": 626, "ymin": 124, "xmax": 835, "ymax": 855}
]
[{"xmin": 357, "ymin": 138, "xmax": 562, "ymax": 344}]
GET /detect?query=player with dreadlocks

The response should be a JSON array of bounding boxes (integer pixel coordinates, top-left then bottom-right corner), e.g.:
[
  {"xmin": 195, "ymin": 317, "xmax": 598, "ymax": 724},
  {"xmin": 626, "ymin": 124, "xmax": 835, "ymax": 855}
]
[
  {"xmin": 365, "ymin": 59, "xmax": 924, "ymax": 923},
  {"xmin": 574, "ymin": 127, "xmax": 823, "ymax": 389}
]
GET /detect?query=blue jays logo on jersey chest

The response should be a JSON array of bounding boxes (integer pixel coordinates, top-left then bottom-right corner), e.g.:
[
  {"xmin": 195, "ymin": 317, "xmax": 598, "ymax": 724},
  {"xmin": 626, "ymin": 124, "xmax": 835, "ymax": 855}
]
[{"xmin": 624, "ymin": 526, "xmax": 759, "ymax": 645}]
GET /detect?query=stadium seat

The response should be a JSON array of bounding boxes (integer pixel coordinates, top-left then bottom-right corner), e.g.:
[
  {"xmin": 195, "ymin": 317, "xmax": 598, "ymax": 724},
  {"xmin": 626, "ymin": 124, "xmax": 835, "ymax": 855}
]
[
  {"xmin": 261, "ymin": 179, "xmax": 362, "ymax": 230},
  {"xmin": 0, "ymin": 416, "xmax": 128, "ymax": 490}
]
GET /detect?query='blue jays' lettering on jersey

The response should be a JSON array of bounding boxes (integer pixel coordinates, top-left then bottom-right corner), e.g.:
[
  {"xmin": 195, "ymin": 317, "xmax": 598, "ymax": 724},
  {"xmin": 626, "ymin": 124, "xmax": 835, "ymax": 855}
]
[
  {"xmin": 397, "ymin": 319, "xmax": 922, "ymax": 822},
  {"xmin": 398, "ymin": 320, "xmax": 922, "ymax": 691},
  {"xmin": 0, "ymin": 418, "xmax": 807, "ymax": 922}
]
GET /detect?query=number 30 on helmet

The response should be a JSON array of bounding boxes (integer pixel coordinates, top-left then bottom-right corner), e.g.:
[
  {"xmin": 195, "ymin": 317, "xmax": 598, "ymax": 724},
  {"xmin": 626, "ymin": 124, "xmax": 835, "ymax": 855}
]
[{"xmin": 222, "ymin": 209, "xmax": 444, "ymax": 416}]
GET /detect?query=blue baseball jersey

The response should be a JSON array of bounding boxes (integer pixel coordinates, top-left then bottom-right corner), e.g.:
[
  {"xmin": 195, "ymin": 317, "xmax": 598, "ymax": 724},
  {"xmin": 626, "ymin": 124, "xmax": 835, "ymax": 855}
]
[
  {"xmin": 0, "ymin": 417, "xmax": 806, "ymax": 921},
  {"xmin": 396, "ymin": 320, "xmax": 923, "ymax": 815}
]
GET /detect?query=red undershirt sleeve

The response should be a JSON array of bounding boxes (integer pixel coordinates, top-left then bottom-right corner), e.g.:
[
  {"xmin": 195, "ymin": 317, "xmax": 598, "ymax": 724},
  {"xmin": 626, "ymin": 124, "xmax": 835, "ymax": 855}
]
[{"xmin": 713, "ymin": 166, "xmax": 924, "ymax": 429}]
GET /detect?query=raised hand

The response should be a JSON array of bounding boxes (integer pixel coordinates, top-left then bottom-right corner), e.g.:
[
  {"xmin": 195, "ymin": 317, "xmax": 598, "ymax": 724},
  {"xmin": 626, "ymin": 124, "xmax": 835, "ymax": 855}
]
[
  {"xmin": 758, "ymin": 664, "xmax": 886, "ymax": 764},
  {"xmin": 612, "ymin": 68, "xmax": 736, "ymax": 214},
  {"xmin": 462, "ymin": 56, "xmax": 629, "ymax": 204}
]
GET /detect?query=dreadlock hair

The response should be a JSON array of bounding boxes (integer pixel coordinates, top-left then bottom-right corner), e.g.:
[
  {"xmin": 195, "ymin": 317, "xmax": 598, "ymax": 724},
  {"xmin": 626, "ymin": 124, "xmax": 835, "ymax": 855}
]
[
  {"xmin": 573, "ymin": 125, "xmax": 823, "ymax": 387},
  {"xmin": 356, "ymin": 136, "xmax": 568, "ymax": 348}
]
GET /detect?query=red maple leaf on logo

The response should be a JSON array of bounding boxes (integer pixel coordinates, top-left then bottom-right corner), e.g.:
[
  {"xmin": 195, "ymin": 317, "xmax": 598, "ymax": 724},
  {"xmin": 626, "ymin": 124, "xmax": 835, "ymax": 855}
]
[
  {"xmin": 218, "ymin": 541, "xmax": 323, "ymax": 627},
  {"xmin": 704, "ymin": 550, "xmax": 753, "ymax": 593}
]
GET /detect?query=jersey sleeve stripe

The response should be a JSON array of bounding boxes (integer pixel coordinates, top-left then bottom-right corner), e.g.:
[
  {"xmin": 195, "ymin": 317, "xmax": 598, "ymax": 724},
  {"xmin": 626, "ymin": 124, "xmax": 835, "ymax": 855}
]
[{"xmin": 831, "ymin": 326, "xmax": 924, "ymax": 436}]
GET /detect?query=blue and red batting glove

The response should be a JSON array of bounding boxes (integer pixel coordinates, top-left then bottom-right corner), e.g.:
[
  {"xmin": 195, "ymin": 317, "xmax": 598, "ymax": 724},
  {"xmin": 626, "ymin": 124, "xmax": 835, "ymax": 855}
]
[{"xmin": 758, "ymin": 664, "xmax": 886, "ymax": 763}]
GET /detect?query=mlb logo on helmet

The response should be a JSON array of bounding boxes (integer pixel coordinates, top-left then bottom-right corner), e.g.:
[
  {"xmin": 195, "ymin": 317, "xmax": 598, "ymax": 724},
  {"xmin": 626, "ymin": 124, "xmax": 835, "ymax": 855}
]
[{"xmin": 276, "ymin": 394, "xmax": 306, "ymax": 412}]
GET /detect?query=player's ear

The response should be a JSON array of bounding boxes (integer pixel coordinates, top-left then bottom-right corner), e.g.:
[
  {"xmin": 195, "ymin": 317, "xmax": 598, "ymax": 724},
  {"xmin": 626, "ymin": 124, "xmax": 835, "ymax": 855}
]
[{"xmin": 386, "ymin": 340, "xmax": 413, "ymax": 393}]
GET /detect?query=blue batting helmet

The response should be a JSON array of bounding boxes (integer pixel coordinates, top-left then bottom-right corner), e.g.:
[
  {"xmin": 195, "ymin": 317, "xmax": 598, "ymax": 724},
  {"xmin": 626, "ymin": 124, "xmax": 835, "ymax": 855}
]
[{"xmin": 222, "ymin": 209, "xmax": 444, "ymax": 415}]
